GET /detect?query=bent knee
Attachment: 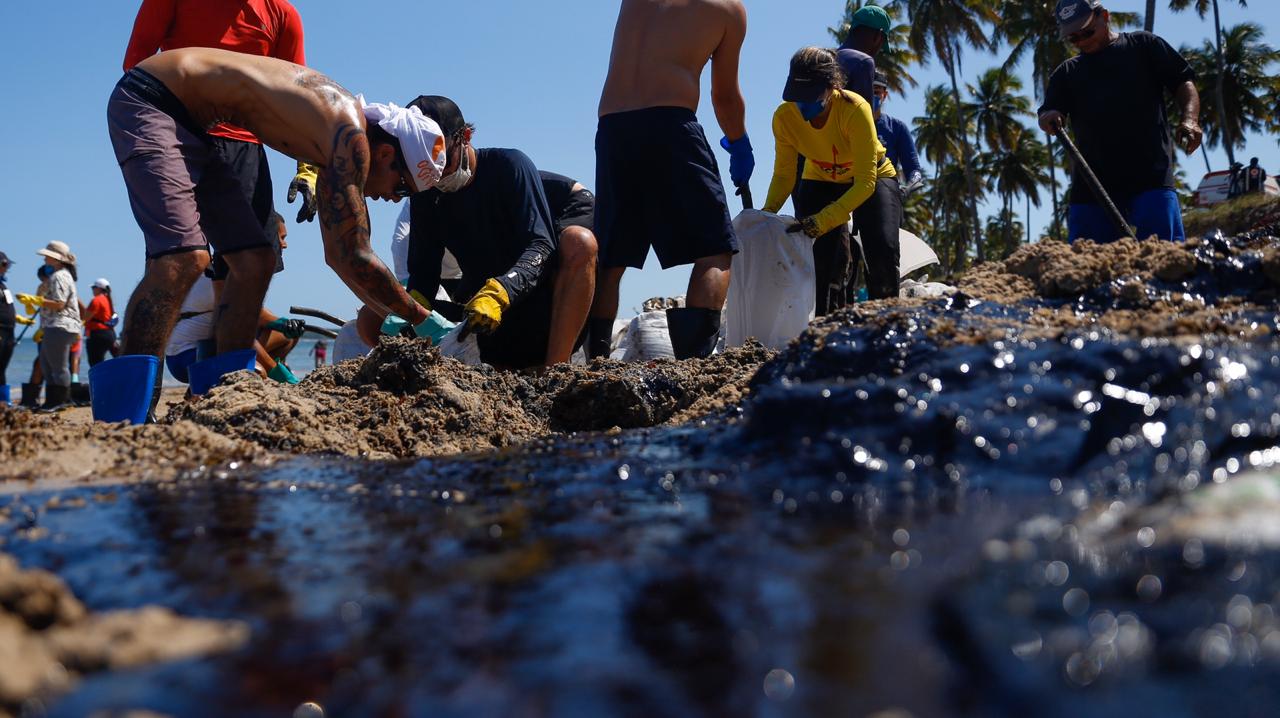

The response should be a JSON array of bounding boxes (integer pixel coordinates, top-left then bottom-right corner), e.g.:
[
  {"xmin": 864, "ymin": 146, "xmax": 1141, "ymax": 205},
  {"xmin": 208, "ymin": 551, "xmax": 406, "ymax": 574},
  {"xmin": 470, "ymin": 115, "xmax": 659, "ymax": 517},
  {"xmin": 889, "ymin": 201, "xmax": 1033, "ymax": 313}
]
[{"xmin": 558, "ymin": 226, "xmax": 598, "ymax": 268}]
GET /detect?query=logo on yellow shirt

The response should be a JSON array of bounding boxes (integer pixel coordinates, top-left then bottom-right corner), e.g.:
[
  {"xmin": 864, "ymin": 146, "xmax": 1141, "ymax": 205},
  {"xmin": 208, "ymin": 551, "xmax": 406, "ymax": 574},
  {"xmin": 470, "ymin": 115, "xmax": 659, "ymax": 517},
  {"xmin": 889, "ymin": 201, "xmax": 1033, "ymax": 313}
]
[{"xmin": 811, "ymin": 145, "xmax": 852, "ymax": 181}]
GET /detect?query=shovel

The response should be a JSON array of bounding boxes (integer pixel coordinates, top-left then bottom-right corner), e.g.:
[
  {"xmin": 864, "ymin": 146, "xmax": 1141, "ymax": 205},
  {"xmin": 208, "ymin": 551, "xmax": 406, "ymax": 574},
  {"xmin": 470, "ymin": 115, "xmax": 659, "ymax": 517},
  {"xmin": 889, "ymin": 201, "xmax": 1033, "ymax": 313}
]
[
  {"xmin": 1055, "ymin": 127, "xmax": 1136, "ymax": 240},
  {"xmin": 735, "ymin": 182, "xmax": 754, "ymax": 211}
]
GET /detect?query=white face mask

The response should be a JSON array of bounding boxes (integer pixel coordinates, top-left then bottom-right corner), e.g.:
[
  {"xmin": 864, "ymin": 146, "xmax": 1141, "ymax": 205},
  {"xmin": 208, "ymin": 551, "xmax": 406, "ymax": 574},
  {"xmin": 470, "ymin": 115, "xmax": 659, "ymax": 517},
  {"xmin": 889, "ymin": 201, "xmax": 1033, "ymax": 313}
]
[{"xmin": 435, "ymin": 145, "xmax": 472, "ymax": 193}]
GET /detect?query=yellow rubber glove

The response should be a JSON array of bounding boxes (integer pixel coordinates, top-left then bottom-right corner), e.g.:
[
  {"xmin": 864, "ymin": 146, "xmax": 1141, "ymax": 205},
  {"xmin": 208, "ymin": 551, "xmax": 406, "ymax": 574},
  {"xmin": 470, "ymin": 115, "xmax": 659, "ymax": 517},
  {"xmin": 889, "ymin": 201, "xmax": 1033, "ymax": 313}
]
[
  {"xmin": 17, "ymin": 293, "xmax": 43, "ymax": 314},
  {"xmin": 33, "ymin": 328, "xmax": 44, "ymax": 343},
  {"xmin": 463, "ymin": 278, "xmax": 510, "ymax": 335},
  {"xmin": 409, "ymin": 289, "xmax": 432, "ymax": 313},
  {"xmin": 288, "ymin": 162, "xmax": 319, "ymax": 223},
  {"xmin": 15, "ymin": 315, "xmax": 35, "ymax": 326}
]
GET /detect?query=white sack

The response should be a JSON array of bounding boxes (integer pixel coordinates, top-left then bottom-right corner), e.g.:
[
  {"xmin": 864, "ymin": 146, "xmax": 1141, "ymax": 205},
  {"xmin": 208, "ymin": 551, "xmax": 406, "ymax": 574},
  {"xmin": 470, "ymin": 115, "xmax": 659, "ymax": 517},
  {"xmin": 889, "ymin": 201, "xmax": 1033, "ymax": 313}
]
[
  {"xmin": 621, "ymin": 311, "xmax": 675, "ymax": 362},
  {"xmin": 725, "ymin": 209, "xmax": 815, "ymax": 350}
]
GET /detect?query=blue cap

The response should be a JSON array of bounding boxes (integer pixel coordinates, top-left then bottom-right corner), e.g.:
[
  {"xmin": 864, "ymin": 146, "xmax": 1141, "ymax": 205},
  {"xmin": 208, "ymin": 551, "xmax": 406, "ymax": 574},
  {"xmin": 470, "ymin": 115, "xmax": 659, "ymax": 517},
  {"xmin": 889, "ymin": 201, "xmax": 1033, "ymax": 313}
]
[{"xmin": 1055, "ymin": 0, "xmax": 1102, "ymax": 37}]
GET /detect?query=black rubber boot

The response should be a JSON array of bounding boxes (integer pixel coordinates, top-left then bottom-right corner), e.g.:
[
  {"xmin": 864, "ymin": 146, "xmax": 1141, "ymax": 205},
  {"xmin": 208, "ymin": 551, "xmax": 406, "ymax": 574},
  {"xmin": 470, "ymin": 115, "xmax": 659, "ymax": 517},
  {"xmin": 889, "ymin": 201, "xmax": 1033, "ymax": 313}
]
[
  {"xmin": 586, "ymin": 317, "xmax": 615, "ymax": 360},
  {"xmin": 666, "ymin": 307, "xmax": 721, "ymax": 360},
  {"xmin": 39, "ymin": 384, "xmax": 71, "ymax": 413},
  {"xmin": 19, "ymin": 383, "xmax": 41, "ymax": 409}
]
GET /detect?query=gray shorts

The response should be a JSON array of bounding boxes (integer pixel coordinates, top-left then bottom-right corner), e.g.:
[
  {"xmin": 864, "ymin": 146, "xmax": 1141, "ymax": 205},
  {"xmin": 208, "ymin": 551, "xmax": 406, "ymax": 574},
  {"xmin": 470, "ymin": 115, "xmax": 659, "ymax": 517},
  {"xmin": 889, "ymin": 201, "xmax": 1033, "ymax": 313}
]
[{"xmin": 107, "ymin": 69, "xmax": 274, "ymax": 260}]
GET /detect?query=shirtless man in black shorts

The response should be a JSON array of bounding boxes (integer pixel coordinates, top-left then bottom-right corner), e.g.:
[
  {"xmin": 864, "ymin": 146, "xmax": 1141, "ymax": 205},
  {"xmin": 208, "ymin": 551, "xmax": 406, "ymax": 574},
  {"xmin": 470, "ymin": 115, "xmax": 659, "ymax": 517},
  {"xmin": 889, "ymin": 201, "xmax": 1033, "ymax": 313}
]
[
  {"xmin": 589, "ymin": 0, "xmax": 752, "ymax": 360},
  {"xmin": 107, "ymin": 48, "xmax": 443, "ymax": 398}
]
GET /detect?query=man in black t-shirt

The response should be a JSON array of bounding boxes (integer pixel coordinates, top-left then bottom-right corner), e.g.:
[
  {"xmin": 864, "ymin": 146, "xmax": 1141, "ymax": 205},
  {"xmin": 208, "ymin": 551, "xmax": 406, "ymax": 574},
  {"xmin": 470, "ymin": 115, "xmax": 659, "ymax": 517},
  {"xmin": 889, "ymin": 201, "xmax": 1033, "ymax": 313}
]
[
  {"xmin": 390, "ymin": 96, "xmax": 597, "ymax": 369},
  {"xmin": 1038, "ymin": 0, "xmax": 1202, "ymax": 243}
]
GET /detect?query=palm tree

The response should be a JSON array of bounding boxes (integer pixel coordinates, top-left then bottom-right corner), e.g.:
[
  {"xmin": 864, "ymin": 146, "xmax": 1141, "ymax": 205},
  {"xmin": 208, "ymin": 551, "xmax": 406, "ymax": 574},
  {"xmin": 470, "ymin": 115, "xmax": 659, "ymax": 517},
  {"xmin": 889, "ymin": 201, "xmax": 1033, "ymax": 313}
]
[
  {"xmin": 904, "ymin": 0, "xmax": 999, "ymax": 263},
  {"xmin": 1180, "ymin": 23, "xmax": 1280, "ymax": 162},
  {"xmin": 983, "ymin": 210, "xmax": 1025, "ymax": 259},
  {"xmin": 1168, "ymin": 0, "xmax": 1249, "ymax": 166},
  {"xmin": 986, "ymin": 127, "xmax": 1053, "ymax": 255},
  {"xmin": 828, "ymin": 0, "xmax": 919, "ymax": 94},
  {"xmin": 996, "ymin": 1, "xmax": 1139, "ymax": 246},
  {"xmin": 964, "ymin": 69, "xmax": 1032, "ymax": 153}
]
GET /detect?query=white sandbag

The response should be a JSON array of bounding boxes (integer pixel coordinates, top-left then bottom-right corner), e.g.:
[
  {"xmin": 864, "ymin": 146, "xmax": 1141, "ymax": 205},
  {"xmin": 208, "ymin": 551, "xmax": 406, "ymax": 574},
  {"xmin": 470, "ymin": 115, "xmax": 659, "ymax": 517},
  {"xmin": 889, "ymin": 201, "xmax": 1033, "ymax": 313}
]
[
  {"xmin": 621, "ymin": 311, "xmax": 675, "ymax": 361},
  {"xmin": 608, "ymin": 319, "xmax": 630, "ymax": 361},
  {"xmin": 332, "ymin": 320, "xmax": 373, "ymax": 363},
  {"xmin": 899, "ymin": 278, "xmax": 957, "ymax": 299},
  {"xmin": 436, "ymin": 323, "xmax": 484, "ymax": 365},
  {"xmin": 725, "ymin": 209, "xmax": 815, "ymax": 350}
]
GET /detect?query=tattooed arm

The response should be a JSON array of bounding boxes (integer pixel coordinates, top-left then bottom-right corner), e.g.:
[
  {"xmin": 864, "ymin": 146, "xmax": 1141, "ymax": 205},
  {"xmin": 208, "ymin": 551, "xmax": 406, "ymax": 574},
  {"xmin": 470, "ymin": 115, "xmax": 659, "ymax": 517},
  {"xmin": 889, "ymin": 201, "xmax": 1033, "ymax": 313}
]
[{"xmin": 317, "ymin": 125, "xmax": 428, "ymax": 324}]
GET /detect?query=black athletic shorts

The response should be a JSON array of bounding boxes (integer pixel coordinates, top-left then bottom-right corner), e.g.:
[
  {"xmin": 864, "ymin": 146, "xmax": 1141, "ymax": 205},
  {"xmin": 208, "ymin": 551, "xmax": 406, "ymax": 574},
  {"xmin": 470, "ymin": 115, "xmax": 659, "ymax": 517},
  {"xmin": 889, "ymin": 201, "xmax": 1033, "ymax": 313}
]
[
  {"xmin": 595, "ymin": 107, "xmax": 738, "ymax": 269},
  {"xmin": 204, "ymin": 137, "xmax": 283, "ymax": 281},
  {"xmin": 556, "ymin": 187, "xmax": 595, "ymax": 235}
]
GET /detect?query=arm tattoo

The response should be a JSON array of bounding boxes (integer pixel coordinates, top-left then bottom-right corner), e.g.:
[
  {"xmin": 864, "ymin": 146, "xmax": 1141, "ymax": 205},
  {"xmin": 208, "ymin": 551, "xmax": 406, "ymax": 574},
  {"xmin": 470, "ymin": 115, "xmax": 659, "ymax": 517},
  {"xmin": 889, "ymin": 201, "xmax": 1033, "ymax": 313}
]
[{"xmin": 317, "ymin": 126, "xmax": 415, "ymax": 317}]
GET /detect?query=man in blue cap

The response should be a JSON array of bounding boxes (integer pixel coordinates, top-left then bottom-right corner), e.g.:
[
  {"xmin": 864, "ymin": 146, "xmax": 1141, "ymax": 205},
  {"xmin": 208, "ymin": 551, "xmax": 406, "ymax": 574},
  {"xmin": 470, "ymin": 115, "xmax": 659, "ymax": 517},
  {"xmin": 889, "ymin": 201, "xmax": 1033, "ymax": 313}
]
[
  {"xmin": 1038, "ymin": 0, "xmax": 1202, "ymax": 243},
  {"xmin": 836, "ymin": 4, "xmax": 890, "ymax": 106}
]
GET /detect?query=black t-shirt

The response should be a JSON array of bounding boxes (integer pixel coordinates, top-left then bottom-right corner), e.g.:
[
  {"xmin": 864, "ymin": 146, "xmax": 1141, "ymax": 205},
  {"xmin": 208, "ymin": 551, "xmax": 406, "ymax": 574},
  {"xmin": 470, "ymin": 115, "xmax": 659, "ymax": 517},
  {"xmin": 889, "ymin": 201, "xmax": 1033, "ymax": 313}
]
[
  {"xmin": 1040, "ymin": 32, "xmax": 1195, "ymax": 204},
  {"xmin": 408, "ymin": 148, "xmax": 558, "ymax": 308},
  {"xmin": 1245, "ymin": 163, "xmax": 1268, "ymax": 192},
  {"xmin": 0, "ymin": 277, "xmax": 14, "ymax": 332},
  {"xmin": 538, "ymin": 170, "xmax": 578, "ymax": 214}
]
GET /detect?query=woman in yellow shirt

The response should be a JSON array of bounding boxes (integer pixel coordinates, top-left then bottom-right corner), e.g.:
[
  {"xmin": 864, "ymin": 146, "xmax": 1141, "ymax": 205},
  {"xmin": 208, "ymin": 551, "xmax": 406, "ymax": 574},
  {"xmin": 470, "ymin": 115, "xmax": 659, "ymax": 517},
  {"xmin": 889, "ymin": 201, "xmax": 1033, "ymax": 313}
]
[{"xmin": 763, "ymin": 47, "xmax": 901, "ymax": 313}]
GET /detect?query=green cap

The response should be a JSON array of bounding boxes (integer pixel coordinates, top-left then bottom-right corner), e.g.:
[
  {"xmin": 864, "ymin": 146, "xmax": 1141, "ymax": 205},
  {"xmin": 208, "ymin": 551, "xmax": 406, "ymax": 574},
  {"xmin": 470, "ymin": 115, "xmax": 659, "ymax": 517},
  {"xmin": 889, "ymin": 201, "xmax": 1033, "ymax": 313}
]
[{"xmin": 850, "ymin": 5, "xmax": 891, "ymax": 35}]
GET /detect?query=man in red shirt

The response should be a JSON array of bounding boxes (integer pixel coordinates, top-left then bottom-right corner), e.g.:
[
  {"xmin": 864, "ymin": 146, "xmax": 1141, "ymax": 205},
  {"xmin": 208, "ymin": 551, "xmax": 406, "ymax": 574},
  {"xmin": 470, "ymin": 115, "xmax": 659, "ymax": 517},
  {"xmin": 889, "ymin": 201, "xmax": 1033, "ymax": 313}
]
[{"xmin": 123, "ymin": 0, "xmax": 319, "ymax": 243}]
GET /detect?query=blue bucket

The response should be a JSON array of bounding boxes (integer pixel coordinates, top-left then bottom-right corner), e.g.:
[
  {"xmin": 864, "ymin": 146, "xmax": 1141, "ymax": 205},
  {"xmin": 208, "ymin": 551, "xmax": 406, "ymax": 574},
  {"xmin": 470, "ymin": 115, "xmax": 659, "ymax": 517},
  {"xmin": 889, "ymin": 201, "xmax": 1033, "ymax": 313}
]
[
  {"xmin": 188, "ymin": 349, "xmax": 257, "ymax": 396},
  {"xmin": 89, "ymin": 355, "xmax": 160, "ymax": 425}
]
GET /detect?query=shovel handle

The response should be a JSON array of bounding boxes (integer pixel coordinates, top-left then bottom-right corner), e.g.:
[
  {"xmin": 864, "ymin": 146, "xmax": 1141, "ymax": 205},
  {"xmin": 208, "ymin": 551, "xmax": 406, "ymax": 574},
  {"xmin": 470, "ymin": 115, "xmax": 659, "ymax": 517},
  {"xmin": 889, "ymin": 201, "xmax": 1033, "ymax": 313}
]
[
  {"xmin": 1054, "ymin": 128, "xmax": 1136, "ymax": 239},
  {"xmin": 736, "ymin": 182, "xmax": 753, "ymax": 211}
]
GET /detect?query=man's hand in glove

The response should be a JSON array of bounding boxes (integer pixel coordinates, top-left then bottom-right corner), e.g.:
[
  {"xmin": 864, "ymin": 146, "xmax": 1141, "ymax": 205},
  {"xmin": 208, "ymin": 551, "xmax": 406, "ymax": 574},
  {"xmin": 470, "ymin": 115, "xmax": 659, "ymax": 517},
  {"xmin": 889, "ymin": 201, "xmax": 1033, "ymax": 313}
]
[
  {"xmin": 15, "ymin": 315, "xmax": 34, "ymax": 326},
  {"xmin": 463, "ymin": 278, "xmax": 510, "ymax": 336},
  {"xmin": 900, "ymin": 171, "xmax": 925, "ymax": 199},
  {"xmin": 785, "ymin": 216, "xmax": 822, "ymax": 239},
  {"xmin": 720, "ymin": 135, "xmax": 755, "ymax": 191},
  {"xmin": 265, "ymin": 317, "xmax": 307, "ymax": 339},
  {"xmin": 267, "ymin": 361, "xmax": 300, "ymax": 385},
  {"xmin": 287, "ymin": 162, "xmax": 319, "ymax": 223}
]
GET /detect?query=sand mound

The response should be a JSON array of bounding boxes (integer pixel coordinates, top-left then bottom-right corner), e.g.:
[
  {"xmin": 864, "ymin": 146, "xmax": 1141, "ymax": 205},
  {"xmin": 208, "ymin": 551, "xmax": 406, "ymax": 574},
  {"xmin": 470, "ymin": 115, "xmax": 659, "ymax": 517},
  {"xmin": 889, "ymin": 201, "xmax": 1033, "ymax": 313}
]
[
  {"xmin": 959, "ymin": 237, "xmax": 1199, "ymax": 302},
  {"xmin": 0, "ymin": 553, "xmax": 248, "ymax": 717},
  {"xmin": 0, "ymin": 408, "xmax": 262, "ymax": 483},
  {"xmin": 168, "ymin": 338, "xmax": 774, "ymax": 459}
]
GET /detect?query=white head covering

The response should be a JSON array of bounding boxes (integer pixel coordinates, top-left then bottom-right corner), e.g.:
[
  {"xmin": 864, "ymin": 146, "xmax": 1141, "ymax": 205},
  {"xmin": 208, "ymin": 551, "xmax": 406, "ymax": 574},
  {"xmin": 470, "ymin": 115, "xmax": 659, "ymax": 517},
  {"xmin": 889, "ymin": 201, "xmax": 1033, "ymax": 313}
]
[
  {"xmin": 92, "ymin": 277, "xmax": 110, "ymax": 289},
  {"xmin": 358, "ymin": 96, "xmax": 448, "ymax": 193}
]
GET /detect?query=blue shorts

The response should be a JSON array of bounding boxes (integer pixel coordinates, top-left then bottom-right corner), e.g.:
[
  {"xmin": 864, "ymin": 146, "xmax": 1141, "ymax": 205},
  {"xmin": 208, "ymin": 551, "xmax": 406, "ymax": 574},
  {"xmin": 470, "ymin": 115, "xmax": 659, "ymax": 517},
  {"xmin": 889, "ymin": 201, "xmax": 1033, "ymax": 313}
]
[
  {"xmin": 594, "ymin": 107, "xmax": 738, "ymax": 269},
  {"xmin": 1068, "ymin": 188, "xmax": 1185, "ymax": 244}
]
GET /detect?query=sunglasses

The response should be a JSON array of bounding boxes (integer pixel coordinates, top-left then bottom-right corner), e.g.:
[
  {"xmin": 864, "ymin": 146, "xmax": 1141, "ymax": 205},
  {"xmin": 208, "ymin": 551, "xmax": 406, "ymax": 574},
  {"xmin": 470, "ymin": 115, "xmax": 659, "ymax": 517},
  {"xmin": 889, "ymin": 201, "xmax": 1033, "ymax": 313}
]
[{"xmin": 1066, "ymin": 11, "xmax": 1099, "ymax": 43}]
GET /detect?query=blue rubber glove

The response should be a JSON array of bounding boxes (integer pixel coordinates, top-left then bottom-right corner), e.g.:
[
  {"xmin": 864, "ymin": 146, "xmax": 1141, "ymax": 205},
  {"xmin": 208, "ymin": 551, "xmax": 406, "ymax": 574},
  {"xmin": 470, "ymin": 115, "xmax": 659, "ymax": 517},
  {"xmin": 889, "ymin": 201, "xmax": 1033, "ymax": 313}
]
[
  {"xmin": 380, "ymin": 310, "xmax": 456, "ymax": 344},
  {"xmin": 267, "ymin": 361, "xmax": 300, "ymax": 385},
  {"xmin": 719, "ymin": 134, "xmax": 755, "ymax": 188}
]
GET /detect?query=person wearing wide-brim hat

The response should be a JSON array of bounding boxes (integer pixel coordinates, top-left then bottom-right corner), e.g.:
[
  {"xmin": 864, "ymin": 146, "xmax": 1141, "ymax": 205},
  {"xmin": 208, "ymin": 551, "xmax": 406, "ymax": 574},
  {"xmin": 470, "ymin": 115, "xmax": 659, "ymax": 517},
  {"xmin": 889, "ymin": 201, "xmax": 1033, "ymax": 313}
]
[{"xmin": 32, "ymin": 241, "xmax": 82, "ymax": 411}]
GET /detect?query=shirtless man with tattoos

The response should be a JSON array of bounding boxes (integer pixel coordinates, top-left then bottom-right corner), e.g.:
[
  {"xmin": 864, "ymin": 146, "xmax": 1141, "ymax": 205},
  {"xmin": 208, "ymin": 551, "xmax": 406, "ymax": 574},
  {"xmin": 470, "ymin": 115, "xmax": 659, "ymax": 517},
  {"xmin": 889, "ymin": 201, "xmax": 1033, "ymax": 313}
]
[{"xmin": 106, "ymin": 47, "xmax": 444, "ymax": 400}]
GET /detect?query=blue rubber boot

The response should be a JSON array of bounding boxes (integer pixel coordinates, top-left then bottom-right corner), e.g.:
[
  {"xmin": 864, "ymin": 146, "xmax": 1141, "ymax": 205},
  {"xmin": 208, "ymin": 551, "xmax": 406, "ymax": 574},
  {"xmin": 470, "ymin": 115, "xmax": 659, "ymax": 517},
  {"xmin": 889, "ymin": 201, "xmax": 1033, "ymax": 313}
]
[
  {"xmin": 88, "ymin": 355, "xmax": 160, "ymax": 424},
  {"xmin": 0, "ymin": 384, "xmax": 10, "ymax": 406},
  {"xmin": 188, "ymin": 349, "xmax": 257, "ymax": 396}
]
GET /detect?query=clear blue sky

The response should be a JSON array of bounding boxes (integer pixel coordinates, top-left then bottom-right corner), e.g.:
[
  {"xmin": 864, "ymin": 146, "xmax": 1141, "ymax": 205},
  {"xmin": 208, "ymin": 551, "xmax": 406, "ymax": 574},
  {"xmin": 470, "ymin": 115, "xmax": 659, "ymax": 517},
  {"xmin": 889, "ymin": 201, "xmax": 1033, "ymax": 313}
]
[{"xmin": 0, "ymin": 1, "xmax": 1275, "ymax": 321}]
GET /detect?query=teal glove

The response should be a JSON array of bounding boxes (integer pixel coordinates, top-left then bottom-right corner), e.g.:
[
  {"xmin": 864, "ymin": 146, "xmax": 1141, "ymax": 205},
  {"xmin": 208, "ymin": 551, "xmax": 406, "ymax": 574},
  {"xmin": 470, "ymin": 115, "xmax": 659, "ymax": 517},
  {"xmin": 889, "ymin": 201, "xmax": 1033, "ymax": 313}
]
[
  {"xmin": 265, "ymin": 317, "xmax": 307, "ymax": 339},
  {"xmin": 268, "ymin": 361, "xmax": 300, "ymax": 385},
  {"xmin": 380, "ymin": 310, "xmax": 456, "ymax": 344}
]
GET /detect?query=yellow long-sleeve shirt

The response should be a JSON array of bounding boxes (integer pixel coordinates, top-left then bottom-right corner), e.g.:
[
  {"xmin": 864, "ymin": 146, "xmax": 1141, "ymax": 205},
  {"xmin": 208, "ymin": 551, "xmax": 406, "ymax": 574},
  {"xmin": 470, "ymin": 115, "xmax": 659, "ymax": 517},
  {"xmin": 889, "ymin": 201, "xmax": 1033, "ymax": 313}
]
[{"xmin": 763, "ymin": 90, "xmax": 896, "ymax": 235}]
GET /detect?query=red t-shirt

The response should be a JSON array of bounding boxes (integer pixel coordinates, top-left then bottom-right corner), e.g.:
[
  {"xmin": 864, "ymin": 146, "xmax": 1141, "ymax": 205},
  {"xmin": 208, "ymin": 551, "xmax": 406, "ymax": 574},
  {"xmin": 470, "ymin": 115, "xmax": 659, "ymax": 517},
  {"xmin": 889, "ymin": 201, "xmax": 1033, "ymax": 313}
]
[
  {"xmin": 123, "ymin": 0, "xmax": 306, "ymax": 144},
  {"xmin": 85, "ymin": 294, "xmax": 114, "ymax": 332}
]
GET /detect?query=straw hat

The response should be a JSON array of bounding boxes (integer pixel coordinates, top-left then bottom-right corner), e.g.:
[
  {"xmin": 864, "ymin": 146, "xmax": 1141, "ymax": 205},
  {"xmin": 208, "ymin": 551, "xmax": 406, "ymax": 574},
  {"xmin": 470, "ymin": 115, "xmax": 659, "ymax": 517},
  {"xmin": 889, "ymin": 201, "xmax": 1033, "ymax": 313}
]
[{"xmin": 36, "ymin": 240, "xmax": 76, "ymax": 265}]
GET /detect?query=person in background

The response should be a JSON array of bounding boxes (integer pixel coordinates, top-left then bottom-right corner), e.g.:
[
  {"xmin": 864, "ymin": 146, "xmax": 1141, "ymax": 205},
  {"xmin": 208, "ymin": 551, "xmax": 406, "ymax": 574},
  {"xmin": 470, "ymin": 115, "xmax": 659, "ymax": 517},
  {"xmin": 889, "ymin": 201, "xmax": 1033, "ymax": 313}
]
[
  {"xmin": 310, "ymin": 339, "xmax": 327, "ymax": 368},
  {"xmin": 0, "ymin": 251, "xmax": 22, "ymax": 405},
  {"xmin": 16, "ymin": 265, "xmax": 54, "ymax": 407},
  {"xmin": 871, "ymin": 70, "xmax": 924, "ymax": 203},
  {"xmin": 1244, "ymin": 157, "xmax": 1269, "ymax": 195},
  {"xmin": 31, "ymin": 242, "xmax": 81, "ymax": 411},
  {"xmin": 1037, "ymin": 0, "xmax": 1201, "ymax": 243},
  {"xmin": 764, "ymin": 48, "xmax": 900, "ymax": 312},
  {"xmin": 836, "ymin": 4, "xmax": 890, "ymax": 105},
  {"xmin": 85, "ymin": 278, "xmax": 120, "ymax": 367}
]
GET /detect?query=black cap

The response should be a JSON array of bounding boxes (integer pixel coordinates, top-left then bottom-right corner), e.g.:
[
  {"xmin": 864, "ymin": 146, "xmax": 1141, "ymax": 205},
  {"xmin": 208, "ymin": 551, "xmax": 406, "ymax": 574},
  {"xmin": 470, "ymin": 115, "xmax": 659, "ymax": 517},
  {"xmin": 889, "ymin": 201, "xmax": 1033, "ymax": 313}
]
[
  {"xmin": 873, "ymin": 70, "xmax": 889, "ymax": 89},
  {"xmin": 0, "ymin": 250, "xmax": 11, "ymax": 266},
  {"xmin": 782, "ymin": 56, "xmax": 829, "ymax": 103},
  {"xmin": 1055, "ymin": 0, "xmax": 1102, "ymax": 38},
  {"xmin": 407, "ymin": 95, "xmax": 467, "ymax": 140}
]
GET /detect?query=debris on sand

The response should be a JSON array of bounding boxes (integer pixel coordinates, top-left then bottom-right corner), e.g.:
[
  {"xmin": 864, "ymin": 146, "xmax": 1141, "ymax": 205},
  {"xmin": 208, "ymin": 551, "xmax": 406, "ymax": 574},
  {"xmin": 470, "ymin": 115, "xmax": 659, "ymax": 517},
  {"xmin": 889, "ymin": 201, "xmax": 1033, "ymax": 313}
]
[
  {"xmin": 167, "ymin": 338, "xmax": 774, "ymax": 459},
  {"xmin": 0, "ymin": 553, "xmax": 248, "ymax": 717},
  {"xmin": 0, "ymin": 408, "xmax": 263, "ymax": 483}
]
